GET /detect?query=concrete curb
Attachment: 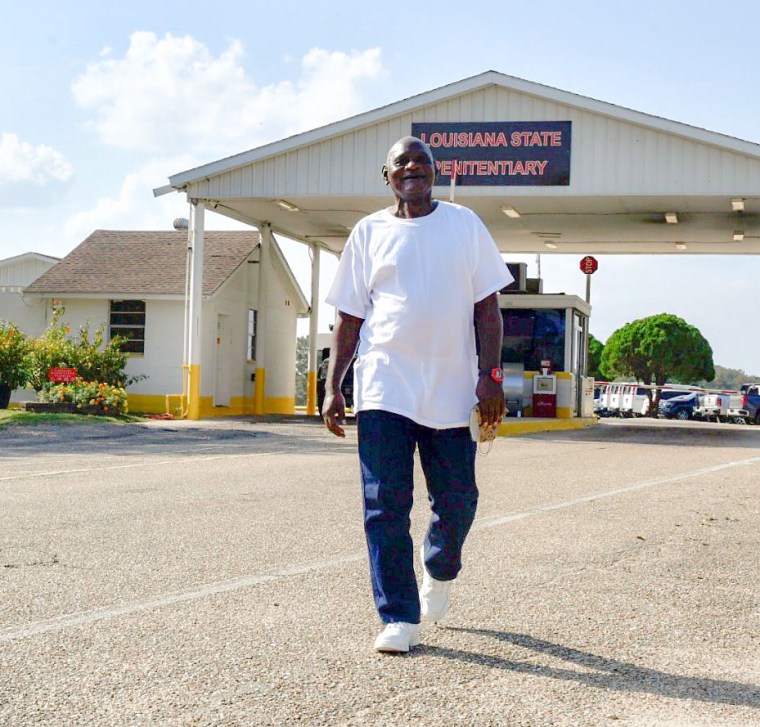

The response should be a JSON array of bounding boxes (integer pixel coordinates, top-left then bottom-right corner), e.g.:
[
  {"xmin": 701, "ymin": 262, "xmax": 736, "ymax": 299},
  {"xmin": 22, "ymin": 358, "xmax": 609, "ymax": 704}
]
[{"xmin": 498, "ymin": 416, "xmax": 598, "ymax": 436}]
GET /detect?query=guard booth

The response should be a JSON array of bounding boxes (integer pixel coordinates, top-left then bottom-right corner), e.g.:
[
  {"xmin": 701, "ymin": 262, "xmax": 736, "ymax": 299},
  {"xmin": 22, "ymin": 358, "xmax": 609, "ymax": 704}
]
[{"xmin": 499, "ymin": 267, "xmax": 592, "ymax": 418}]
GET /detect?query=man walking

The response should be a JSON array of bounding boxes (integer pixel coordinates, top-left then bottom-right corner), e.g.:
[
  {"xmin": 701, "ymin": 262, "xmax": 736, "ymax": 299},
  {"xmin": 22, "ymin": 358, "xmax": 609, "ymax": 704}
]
[{"xmin": 323, "ymin": 136, "xmax": 511, "ymax": 653}]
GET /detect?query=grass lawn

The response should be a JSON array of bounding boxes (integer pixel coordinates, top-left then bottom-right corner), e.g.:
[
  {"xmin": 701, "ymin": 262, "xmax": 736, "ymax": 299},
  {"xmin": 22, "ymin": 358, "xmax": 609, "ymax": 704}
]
[{"xmin": 0, "ymin": 409, "xmax": 146, "ymax": 428}]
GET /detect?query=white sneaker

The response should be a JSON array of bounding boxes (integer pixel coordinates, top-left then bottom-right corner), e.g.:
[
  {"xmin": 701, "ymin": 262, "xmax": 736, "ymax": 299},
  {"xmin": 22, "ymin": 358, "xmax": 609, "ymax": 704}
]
[
  {"xmin": 374, "ymin": 622, "xmax": 421, "ymax": 653},
  {"xmin": 419, "ymin": 545, "xmax": 452, "ymax": 623}
]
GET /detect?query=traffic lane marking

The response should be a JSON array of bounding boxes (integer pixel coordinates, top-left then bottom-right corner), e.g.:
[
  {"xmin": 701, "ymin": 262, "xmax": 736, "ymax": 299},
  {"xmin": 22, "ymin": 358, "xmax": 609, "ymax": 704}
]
[
  {"xmin": 0, "ymin": 444, "xmax": 347, "ymax": 483},
  {"xmin": 2, "ymin": 451, "xmax": 758, "ymax": 644}
]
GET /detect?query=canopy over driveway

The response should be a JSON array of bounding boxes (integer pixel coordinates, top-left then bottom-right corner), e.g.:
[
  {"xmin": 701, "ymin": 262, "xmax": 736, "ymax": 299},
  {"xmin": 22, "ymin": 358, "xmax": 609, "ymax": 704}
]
[
  {"xmin": 159, "ymin": 70, "xmax": 760, "ymax": 256},
  {"xmin": 156, "ymin": 71, "xmax": 760, "ymax": 416}
]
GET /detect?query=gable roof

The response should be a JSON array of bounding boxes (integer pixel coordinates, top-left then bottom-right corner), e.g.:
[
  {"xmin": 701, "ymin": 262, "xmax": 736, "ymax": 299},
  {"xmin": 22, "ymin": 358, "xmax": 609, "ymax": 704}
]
[
  {"xmin": 25, "ymin": 230, "xmax": 259, "ymax": 297},
  {"xmin": 0, "ymin": 252, "xmax": 61, "ymax": 268}
]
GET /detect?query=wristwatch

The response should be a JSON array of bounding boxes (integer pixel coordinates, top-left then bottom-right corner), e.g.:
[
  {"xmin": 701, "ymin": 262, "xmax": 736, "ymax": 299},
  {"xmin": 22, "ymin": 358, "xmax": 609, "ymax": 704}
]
[{"xmin": 480, "ymin": 367, "xmax": 504, "ymax": 383}]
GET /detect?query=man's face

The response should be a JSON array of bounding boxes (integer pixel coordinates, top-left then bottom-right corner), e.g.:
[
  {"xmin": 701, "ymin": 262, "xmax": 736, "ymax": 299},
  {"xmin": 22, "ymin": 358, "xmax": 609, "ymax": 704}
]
[{"xmin": 383, "ymin": 138, "xmax": 436, "ymax": 201}]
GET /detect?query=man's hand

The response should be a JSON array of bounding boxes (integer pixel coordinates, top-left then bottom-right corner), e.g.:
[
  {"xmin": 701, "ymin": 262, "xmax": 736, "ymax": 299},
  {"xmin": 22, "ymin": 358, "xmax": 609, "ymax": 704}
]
[
  {"xmin": 476, "ymin": 375, "xmax": 507, "ymax": 427},
  {"xmin": 322, "ymin": 391, "xmax": 347, "ymax": 438}
]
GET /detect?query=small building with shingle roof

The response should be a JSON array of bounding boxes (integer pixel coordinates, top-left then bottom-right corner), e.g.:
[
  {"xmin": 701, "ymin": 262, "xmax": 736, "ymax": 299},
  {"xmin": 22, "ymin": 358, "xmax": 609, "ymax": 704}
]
[{"xmin": 21, "ymin": 229, "xmax": 308, "ymax": 416}]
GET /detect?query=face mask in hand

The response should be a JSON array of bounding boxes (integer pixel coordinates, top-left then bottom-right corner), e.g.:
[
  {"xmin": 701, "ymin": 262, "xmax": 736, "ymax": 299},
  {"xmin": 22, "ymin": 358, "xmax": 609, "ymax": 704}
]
[{"xmin": 469, "ymin": 404, "xmax": 500, "ymax": 453}]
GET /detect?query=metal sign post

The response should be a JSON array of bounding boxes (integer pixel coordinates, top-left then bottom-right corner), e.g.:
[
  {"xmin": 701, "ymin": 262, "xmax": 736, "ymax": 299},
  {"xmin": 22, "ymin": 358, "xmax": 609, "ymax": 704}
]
[
  {"xmin": 579, "ymin": 256, "xmax": 599, "ymax": 382},
  {"xmin": 579, "ymin": 255, "xmax": 598, "ymax": 304}
]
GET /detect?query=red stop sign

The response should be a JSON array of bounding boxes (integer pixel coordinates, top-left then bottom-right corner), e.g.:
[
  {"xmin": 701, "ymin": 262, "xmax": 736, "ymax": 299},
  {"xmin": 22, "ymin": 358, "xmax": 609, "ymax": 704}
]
[{"xmin": 580, "ymin": 255, "xmax": 598, "ymax": 275}]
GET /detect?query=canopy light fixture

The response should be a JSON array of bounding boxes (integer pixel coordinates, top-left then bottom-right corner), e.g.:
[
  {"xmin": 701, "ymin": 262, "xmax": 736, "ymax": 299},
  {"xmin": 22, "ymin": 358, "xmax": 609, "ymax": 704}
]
[
  {"xmin": 501, "ymin": 206, "xmax": 521, "ymax": 218},
  {"xmin": 665, "ymin": 212, "xmax": 678, "ymax": 224},
  {"xmin": 543, "ymin": 241, "xmax": 558, "ymax": 249},
  {"xmin": 733, "ymin": 231, "xmax": 745, "ymax": 241},
  {"xmin": 731, "ymin": 198, "xmax": 745, "ymax": 212},
  {"xmin": 675, "ymin": 242, "xmax": 687, "ymax": 250},
  {"xmin": 276, "ymin": 199, "xmax": 300, "ymax": 212}
]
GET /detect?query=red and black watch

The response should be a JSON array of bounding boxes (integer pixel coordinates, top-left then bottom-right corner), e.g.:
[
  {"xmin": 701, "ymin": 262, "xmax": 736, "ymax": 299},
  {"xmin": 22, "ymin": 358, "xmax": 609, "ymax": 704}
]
[{"xmin": 480, "ymin": 367, "xmax": 504, "ymax": 383}]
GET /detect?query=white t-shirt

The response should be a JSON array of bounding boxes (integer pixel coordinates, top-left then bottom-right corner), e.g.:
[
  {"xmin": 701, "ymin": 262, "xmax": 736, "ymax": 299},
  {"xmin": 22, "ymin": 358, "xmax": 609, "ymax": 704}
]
[{"xmin": 325, "ymin": 201, "xmax": 513, "ymax": 428}]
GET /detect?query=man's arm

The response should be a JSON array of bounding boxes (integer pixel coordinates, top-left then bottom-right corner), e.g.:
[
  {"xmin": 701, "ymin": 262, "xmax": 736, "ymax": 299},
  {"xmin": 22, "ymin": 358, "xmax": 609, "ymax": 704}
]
[
  {"xmin": 474, "ymin": 292, "xmax": 507, "ymax": 426},
  {"xmin": 322, "ymin": 310, "xmax": 364, "ymax": 437}
]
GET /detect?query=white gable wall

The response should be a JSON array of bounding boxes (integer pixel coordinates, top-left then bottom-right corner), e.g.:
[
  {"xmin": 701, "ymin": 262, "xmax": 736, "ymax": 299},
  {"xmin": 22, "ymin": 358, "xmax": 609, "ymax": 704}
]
[
  {"xmin": 190, "ymin": 85, "xmax": 760, "ymax": 200},
  {"xmin": 0, "ymin": 254, "xmax": 58, "ymax": 341},
  {"xmin": 203, "ymin": 251, "xmax": 299, "ymax": 412}
]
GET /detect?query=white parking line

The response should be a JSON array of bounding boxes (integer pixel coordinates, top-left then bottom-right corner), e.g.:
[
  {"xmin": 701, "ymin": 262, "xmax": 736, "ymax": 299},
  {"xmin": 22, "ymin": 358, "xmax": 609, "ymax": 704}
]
[
  {"xmin": 1, "ymin": 453, "xmax": 758, "ymax": 644},
  {"xmin": 0, "ymin": 553, "xmax": 367, "ymax": 643},
  {"xmin": 472, "ymin": 456, "xmax": 760, "ymax": 530}
]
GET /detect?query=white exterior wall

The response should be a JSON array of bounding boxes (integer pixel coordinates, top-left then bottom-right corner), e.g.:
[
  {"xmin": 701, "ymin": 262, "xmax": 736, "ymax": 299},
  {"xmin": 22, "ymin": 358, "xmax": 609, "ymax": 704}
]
[
  {"xmin": 134, "ymin": 301, "xmax": 184, "ymax": 395},
  {"xmin": 201, "ymin": 251, "xmax": 299, "ymax": 406},
  {"xmin": 22, "ymin": 298, "xmax": 185, "ymax": 399},
  {"xmin": 263, "ymin": 258, "xmax": 298, "ymax": 403},
  {"xmin": 202, "ymin": 262, "xmax": 256, "ymax": 405},
  {"xmin": 0, "ymin": 293, "xmax": 48, "ymax": 337},
  {"xmin": 1, "ymin": 256, "xmax": 59, "ymax": 402},
  {"xmin": 190, "ymin": 85, "xmax": 760, "ymax": 201}
]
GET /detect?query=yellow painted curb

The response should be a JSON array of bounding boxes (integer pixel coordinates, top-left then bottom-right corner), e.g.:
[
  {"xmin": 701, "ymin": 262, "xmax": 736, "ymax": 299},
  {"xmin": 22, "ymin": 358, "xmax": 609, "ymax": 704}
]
[{"xmin": 497, "ymin": 417, "xmax": 598, "ymax": 437}]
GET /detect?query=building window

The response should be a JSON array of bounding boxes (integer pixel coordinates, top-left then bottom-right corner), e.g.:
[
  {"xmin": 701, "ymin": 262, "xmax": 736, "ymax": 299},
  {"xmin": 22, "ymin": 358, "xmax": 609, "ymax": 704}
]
[
  {"xmin": 248, "ymin": 309, "xmax": 257, "ymax": 360},
  {"xmin": 110, "ymin": 300, "xmax": 146, "ymax": 354},
  {"xmin": 501, "ymin": 308, "xmax": 566, "ymax": 372}
]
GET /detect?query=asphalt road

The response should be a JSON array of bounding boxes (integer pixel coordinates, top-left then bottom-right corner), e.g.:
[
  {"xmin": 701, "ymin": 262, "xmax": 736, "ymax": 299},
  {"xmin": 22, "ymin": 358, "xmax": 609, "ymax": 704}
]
[{"xmin": 1, "ymin": 416, "xmax": 759, "ymax": 726}]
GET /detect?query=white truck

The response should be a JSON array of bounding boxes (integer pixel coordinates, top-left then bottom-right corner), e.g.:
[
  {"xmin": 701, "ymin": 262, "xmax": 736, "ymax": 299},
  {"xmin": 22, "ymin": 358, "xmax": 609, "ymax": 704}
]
[{"xmin": 694, "ymin": 393, "xmax": 730, "ymax": 422}]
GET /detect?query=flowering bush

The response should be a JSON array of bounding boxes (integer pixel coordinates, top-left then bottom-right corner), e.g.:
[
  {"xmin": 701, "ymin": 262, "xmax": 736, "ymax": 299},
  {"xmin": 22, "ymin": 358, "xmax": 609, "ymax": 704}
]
[
  {"xmin": 0, "ymin": 320, "xmax": 31, "ymax": 390},
  {"xmin": 27, "ymin": 308, "xmax": 145, "ymax": 391},
  {"xmin": 40, "ymin": 379, "xmax": 129, "ymax": 416}
]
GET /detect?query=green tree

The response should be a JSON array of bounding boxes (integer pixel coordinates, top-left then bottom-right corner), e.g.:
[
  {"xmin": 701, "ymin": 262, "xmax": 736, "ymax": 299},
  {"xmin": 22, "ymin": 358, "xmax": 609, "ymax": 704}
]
[
  {"xmin": 295, "ymin": 335, "xmax": 309, "ymax": 406},
  {"xmin": 587, "ymin": 334, "xmax": 605, "ymax": 381},
  {"xmin": 600, "ymin": 313, "xmax": 715, "ymax": 415}
]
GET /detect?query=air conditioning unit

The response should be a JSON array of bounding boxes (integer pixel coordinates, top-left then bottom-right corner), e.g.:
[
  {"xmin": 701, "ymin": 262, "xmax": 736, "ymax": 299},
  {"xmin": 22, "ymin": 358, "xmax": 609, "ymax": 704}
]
[
  {"xmin": 501, "ymin": 262, "xmax": 527, "ymax": 293},
  {"xmin": 526, "ymin": 277, "xmax": 543, "ymax": 294}
]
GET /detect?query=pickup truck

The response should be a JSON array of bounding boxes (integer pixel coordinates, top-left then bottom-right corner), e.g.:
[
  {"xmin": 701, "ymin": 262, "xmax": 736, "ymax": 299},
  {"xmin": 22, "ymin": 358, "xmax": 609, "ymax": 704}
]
[
  {"xmin": 727, "ymin": 384, "xmax": 760, "ymax": 424},
  {"xmin": 694, "ymin": 393, "xmax": 730, "ymax": 422}
]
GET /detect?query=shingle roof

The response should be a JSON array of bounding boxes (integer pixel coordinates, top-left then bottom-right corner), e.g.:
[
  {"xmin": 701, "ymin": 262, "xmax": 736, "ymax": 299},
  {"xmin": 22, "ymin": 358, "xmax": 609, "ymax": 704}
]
[{"xmin": 24, "ymin": 230, "xmax": 260, "ymax": 296}]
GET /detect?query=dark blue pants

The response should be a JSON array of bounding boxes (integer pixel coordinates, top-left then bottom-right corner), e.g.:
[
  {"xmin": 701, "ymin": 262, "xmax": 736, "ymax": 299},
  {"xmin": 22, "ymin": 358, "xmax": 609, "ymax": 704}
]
[{"xmin": 357, "ymin": 410, "xmax": 478, "ymax": 624}]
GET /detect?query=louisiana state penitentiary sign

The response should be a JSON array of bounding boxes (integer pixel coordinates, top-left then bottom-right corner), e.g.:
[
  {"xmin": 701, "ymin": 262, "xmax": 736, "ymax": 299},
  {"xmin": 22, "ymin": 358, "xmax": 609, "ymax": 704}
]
[{"xmin": 411, "ymin": 121, "xmax": 571, "ymax": 186}]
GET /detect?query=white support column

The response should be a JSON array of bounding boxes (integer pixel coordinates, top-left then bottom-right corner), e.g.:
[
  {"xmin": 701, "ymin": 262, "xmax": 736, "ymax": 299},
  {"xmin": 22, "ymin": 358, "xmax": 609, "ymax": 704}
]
[
  {"xmin": 306, "ymin": 245, "xmax": 320, "ymax": 415},
  {"xmin": 254, "ymin": 223, "xmax": 271, "ymax": 414},
  {"xmin": 187, "ymin": 201, "xmax": 205, "ymax": 420}
]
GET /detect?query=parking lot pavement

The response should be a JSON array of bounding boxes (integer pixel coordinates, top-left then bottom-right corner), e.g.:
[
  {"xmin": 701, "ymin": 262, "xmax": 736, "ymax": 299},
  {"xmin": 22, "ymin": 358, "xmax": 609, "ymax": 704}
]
[{"xmin": 1, "ymin": 417, "xmax": 759, "ymax": 726}]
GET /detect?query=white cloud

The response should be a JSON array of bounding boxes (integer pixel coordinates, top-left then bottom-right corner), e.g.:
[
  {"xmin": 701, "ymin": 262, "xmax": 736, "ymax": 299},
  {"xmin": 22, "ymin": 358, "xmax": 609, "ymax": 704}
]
[
  {"xmin": 60, "ymin": 157, "xmax": 250, "ymax": 246},
  {"xmin": 72, "ymin": 32, "xmax": 386, "ymax": 156},
  {"xmin": 0, "ymin": 133, "xmax": 73, "ymax": 207}
]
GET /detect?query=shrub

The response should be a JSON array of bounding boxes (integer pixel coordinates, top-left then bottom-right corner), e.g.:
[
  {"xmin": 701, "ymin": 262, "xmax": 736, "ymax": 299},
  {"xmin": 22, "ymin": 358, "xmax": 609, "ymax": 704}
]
[
  {"xmin": 27, "ymin": 308, "xmax": 145, "ymax": 391},
  {"xmin": 40, "ymin": 379, "xmax": 129, "ymax": 416},
  {"xmin": 0, "ymin": 320, "xmax": 31, "ymax": 389}
]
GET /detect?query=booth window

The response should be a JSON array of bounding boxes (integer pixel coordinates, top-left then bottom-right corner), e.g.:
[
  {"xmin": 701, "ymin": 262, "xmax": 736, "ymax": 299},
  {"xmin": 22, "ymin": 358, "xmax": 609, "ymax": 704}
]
[
  {"xmin": 109, "ymin": 300, "xmax": 146, "ymax": 354},
  {"xmin": 501, "ymin": 308, "xmax": 566, "ymax": 371},
  {"xmin": 248, "ymin": 309, "xmax": 258, "ymax": 360}
]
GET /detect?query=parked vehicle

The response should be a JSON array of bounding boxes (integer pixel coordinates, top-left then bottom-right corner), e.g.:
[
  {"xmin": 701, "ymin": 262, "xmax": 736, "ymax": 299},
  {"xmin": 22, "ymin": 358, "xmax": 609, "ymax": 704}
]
[
  {"xmin": 607, "ymin": 384, "xmax": 625, "ymax": 417},
  {"xmin": 658, "ymin": 392, "xmax": 702, "ymax": 420},
  {"xmin": 593, "ymin": 385, "xmax": 605, "ymax": 415},
  {"xmin": 595, "ymin": 384, "xmax": 612, "ymax": 416},
  {"xmin": 694, "ymin": 393, "xmax": 730, "ymax": 422},
  {"xmin": 726, "ymin": 384, "xmax": 760, "ymax": 424},
  {"xmin": 316, "ymin": 349, "xmax": 355, "ymax": 413},
  {"xmin": 620, "ymin": 385, "xmax": 650, "ymax": 417}
]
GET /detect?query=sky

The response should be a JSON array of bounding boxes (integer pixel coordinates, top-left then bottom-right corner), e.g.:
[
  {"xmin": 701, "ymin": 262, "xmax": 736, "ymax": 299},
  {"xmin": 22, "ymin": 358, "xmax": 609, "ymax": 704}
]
[{"xmin": 2, "ymin": 0, "xmax": 759, "ymax": 372}]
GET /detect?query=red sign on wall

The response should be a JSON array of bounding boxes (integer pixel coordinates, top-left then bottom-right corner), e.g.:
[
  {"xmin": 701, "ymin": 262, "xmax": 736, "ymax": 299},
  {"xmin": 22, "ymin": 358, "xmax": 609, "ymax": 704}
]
[
  {"xmin": 580, "ymin": 255, "xmax": 599, "ymax": 275},
  {"xmin": 48, "ymin": 367, "xmax": 78, "ymax": 383}
]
